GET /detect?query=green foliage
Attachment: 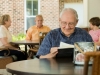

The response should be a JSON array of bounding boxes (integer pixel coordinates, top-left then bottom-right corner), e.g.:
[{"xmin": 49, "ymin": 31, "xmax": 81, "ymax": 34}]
[{"xmin": 12, "ymin": 33, "xmax": 26, "ymax": 41}]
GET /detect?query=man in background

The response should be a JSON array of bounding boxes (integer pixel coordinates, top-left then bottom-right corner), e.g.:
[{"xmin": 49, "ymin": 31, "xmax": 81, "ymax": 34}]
[
  {"xmin": 26, "ymin": 15, "xmax": 50, "ymax": 41},
  {"xmin": 26, "ymin": 15, "xmax": 50, "ymax": 59}
]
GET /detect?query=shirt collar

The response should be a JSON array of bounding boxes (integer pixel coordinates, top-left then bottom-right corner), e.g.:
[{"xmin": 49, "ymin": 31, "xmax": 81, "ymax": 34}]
[
  {"xmin": 60, "ymin": 27, "xmax": 76, "ymax": 37},
  {"xmin": 36, "ymin": 25, "xmax": 43, "ymax": 29}
]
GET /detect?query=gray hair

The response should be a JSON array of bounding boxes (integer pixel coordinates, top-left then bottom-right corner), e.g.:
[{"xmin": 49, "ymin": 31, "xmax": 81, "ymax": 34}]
[{"xmin": 60, "ymin": 8, "xmax": 78, "ymax": 20}]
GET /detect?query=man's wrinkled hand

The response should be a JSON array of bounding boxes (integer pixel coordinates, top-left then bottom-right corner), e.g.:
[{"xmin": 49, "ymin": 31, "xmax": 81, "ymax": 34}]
[{"xmin": 40, "ymin": 47, "xmax": 58, "ymax": 58}]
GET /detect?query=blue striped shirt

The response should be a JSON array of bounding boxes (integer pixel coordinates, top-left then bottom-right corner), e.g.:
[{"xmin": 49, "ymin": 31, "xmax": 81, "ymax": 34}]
[{"xmin": 36, "ymin": 27, "xmax": 93, "ymax": 56}]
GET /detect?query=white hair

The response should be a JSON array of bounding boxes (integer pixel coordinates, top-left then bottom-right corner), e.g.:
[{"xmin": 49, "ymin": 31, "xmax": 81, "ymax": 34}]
[{"xmin": 60, "ymin": 8, "xmax": 78, "ymax": 20}]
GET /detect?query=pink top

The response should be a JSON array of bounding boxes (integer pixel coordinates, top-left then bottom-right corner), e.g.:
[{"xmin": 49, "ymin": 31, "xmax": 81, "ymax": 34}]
[{"xmin": 89, "ymin": 29, "xmax": 100, "ymax": 42}]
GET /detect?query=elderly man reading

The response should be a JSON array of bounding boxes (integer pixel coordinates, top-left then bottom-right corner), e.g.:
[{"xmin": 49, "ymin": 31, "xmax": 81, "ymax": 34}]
[{"xmin": 36, "ymin": 8, "xmax": 93, "ymax": 59}]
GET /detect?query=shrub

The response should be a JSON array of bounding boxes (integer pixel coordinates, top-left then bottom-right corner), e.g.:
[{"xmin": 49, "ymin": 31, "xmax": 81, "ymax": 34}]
[{"xmin": 12, "ymin": 33, "xmax": 26, "ymax": 41}]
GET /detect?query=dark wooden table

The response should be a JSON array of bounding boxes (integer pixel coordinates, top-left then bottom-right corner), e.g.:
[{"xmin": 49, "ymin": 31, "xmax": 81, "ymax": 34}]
[
  {"xmin": 10, "ymin": 40, "xmax": 39, "ymax": 52},
  {"xmin": 6, "ymin": 58, "xmax": 92, "ymax": 75}
]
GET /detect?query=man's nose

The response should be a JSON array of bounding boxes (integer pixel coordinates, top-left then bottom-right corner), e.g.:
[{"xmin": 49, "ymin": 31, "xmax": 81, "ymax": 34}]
[
  {"xmin": 65, "ymin": 24, "xmax": 70, "ymax": 29},
  {"xmin": 38, "ymin": 21, "xmax": 42, "ymax": 23}
]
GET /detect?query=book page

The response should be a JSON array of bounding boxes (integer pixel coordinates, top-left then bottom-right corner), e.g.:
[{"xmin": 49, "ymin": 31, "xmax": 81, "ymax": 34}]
[{"xmin": 58, "ymin": 42, "xmax": 74, "ymax": 49}]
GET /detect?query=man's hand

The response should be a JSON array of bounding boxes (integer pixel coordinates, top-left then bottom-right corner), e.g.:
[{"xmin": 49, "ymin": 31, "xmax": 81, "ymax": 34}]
[
  {"xmin": 50, "ymin": 47, "xmax": 58, "ymax": 53},
  {"xmin": 40, "ymin": 47, "xmax": 58, "ymax": 58}
]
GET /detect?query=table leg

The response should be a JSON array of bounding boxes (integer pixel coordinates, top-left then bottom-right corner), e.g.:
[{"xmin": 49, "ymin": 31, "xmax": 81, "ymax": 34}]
[{"xmin": 25, "ymin": 45, "xmax": 27, "ymax": 53}]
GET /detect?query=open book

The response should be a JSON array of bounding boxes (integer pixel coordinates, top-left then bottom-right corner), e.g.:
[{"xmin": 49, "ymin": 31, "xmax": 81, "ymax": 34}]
[
  {"xmin": 56, "ymin": 42, "xmax": 74, "ymax": 58},
  {"xmin": 58, "ymin": 42, "xmax": 74, "ymax": 49}
]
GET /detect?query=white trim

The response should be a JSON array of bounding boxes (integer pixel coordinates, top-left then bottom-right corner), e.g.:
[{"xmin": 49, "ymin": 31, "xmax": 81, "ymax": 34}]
[
  {"xmin": 24, "ymin": 0, "xmax": 40, "ymax": 31},
  {"xmin": 83, "ymin": 0, "xmax": 88, "ymax": 28},
  {"xmin": 24, "ymin": 0, "xmax": 27, "ymax": 33},
  {"xmin": 38, "ymin": 0, "xmax": 40, "ymax": 14},
  {"xmin": 26, "ymin": 16, "xmax": 36, "ymax": 17}
]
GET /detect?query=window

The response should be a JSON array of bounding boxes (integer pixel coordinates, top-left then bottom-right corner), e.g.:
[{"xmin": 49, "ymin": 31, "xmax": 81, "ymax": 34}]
[{"xmin": 25, "ymin": 0, "xmax": 39, "ymax": 30}]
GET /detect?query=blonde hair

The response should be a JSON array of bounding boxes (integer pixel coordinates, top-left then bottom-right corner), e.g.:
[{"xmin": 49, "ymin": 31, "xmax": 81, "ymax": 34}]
[{"xmin": 0, "ymin": 14, "xmax": 10, "ymax": 25}]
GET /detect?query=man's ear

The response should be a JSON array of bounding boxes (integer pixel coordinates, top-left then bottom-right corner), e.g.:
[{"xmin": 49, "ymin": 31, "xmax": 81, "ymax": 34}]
[
  {"xmin": 76, "ymin": 19, "xmax": 79, "ymax": 25},
  {"xmin": 76, "ymin": 19, "xmax": 79, "ymax": 23},
  {"xmin": 59, "ymin": 18, "xmax": 61, "ymax": 27}
]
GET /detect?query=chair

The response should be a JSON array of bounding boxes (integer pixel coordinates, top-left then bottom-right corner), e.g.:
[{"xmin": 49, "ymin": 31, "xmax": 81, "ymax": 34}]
[
  {"xmin": 0, "ymin": 56, "xmax": 13, "ymax": 69},
  {"xmin": 0, "ymin": 57, "xmax": 13, "ymax": 75},
  {"xmin": 82, "ymin": 28, "xmax": 90, "ymax": 32},
  {"xmin": 28, "ymin": 32, "xmax": 48, "ymax": 59},
  {"xmin": 0, "ymin": 47, "xmax": 14, "ymax": 69},
  {"xmin": 84, "ymin": 51, "xmax": 100, "ymax": 75},
  {"xmin": 0, "ymin": 47, "xmax": 14, "ymax": 75},
  {"xmin": 0, "ymin": 56, "xmax": 13, "ymax": 75},
  {"xmin": 39, "ymin": 32, "xmax": 48, "ymax": 45},
  {"xmin": 28, "ymin": 46, "xmax": 39, "ymax": 59}
]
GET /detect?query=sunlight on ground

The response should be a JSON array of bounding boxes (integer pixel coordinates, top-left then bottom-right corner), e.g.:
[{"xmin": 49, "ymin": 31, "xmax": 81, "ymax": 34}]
[
  {"xmin": 19, "ymin": 45, "xmax": 29, "ymax": 51},
  {"xmin": 0, "ymin": 69, "xmax": 12, "ymax": 75}
]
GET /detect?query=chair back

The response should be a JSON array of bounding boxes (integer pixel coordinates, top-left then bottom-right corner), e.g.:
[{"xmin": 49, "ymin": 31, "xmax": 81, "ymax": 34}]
[
  {"xmin": 74, "ymin": 42, "xmax": 97, "ymax": 64},
  {"xmin": 39, "ymin": 32, "xmax": 48, "ymax": 45},
  {"xmin": 0, "ymin": 56, "xmax": 13, "ymax": 69},
  {"xmin": 82, "ymin": 28, "xmax": 90, "ymax": 32},
  {"xmin": 28, "ymin": 32, "xmax": 48, "ymax": 59},
  {"xmin": 84, "ymin": 51, "xmax": 100, "ymax": 75},
  {"xmin": 0, "ymin": 48, "xmax": 14, "ymax": 69}
]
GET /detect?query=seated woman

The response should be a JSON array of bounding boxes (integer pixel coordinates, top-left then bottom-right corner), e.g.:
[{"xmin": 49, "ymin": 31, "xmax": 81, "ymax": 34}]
[
  {"xmin": 75, "ymin": 17, "xmax": 100, "ymax": 62},
  {"xmin": 89, "ymin": 17, "xmax": 100, "ymax": 46},
  {"xmin": 0, "ymin": 14, "xmax": 27, "ymax": 61}
]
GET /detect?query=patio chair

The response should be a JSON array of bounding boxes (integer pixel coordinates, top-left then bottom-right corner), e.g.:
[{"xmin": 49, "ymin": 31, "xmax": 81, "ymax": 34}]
[
  {"xmin": 0, "ymin": 47, "xmax": 14, "ymax": 69},
  {"xmin": 28, "ymin": 32, "xmax": 48, "ymax": 59},
  {"xmin": 0, "ymin": 56, "xmax": 13, "ymax": 69},
  {"xmin": 39, "ymin": 32, "xmax": 48, "ymax": 45},
  {"xmin": 0, "ymin": 55, "xmax": 13, "ymax": 75},
  {"xmin": 84, "ymin": 51, "xmax": 100, "ymax": 75}
]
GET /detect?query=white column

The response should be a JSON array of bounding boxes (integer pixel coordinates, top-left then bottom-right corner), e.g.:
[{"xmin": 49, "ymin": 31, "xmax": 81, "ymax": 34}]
[{"xmin": 83, "ymin": 0, "xmax": 89, "ymax": 28}]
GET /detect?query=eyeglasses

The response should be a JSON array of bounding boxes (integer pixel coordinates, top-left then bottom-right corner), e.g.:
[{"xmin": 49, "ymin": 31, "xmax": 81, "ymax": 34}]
[{"xmin": 61, "ymin": 21, "xmax": 75, "ymax": 27}]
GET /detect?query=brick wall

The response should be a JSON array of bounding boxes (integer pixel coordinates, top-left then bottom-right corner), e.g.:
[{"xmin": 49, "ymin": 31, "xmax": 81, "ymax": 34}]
[
  {"xmin": 0, "ymin": 0, "xmax": 65, "ymax": 35},
  {"xmin": 0, "ymin": 0, "xmax": 13, "ymax": 33},
  {"xmin": 40, "ymin": 0, "xmax": 60, "ymax": 29},
  {"xmin": 12, "ymin": 0, "xmax": 24, "ymax": 35},
  {"xmin": 0, "ymin": 0, "xmax": 83, "ymax": 35},
  {"xmin": 0, "ymin": 0, "xmax": 24, "ymax": 35}
]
